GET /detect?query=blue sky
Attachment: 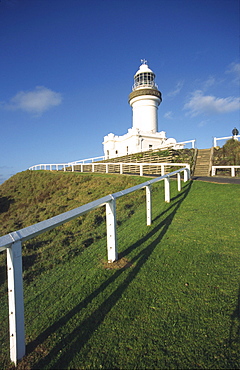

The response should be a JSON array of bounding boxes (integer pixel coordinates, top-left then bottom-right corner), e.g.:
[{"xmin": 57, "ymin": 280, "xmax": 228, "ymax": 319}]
[{"xmin": 0, "ymin": 0, "xmax": 239, "ymax": 183}]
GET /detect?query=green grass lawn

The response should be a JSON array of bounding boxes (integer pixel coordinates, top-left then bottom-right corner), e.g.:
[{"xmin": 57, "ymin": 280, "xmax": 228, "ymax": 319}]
[{"xmin": 0, "ymin": 173, "xmax": 240, "ymax": 369}]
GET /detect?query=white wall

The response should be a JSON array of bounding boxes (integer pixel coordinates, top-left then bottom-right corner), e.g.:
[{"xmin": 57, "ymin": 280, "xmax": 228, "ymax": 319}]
[{"xmin": 130, "ymin": 96, "xmax": 160, "ymax": 133}]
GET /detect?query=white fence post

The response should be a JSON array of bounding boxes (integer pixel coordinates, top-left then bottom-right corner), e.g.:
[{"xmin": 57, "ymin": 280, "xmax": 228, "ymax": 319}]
[
  {"xmin": 106, "ymin": 164, "xmax": 108, "ymax": 174},
  {"xmin": 120, "ymin": 163, "xmax": 123, "ymax": 175},
  {"xmin": 184, "ymin": 169, "xmax": 188, "ymax": 182},
  {"xmin": 177, "ymin": 172, "xmax": 181, "ymax": 191},
  {"xmin": 106, "ymin": 198, "xmax": 118, "ymax": 262},
  {"xmin": 164, "ymin": 177, "xmax": 170, "ymax": 203},
  {"xmin": 146, "ymin": 185, "xmax": 152, "ymax": 225},
  {"xmin": 7, "ymin": 240, "xmax": 25, "ymax": 365},
  {"xmin": 140, "ymin": 164, "xmax": 143, "ymax": 176},
  {"xmin": 231, "ymin": 167, "xmax": 235, "ymax": 177}
]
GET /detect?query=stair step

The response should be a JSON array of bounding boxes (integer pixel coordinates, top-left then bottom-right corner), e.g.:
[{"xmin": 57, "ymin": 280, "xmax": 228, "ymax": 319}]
[{"xmin": 193, "ymin": 148, "xmax": 211, "ymax": 177}]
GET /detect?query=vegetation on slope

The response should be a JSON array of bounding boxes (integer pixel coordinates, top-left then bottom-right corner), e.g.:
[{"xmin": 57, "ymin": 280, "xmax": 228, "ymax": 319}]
[
  {"xmin": 0, "ymin": 171, "xmax": 239, "ymax": 369},
  {"xmin": 0, "ymin": 171, "xmax": 146, "ymax": 284},
  {"xmin": 213, "ymin": 139, "xmax": 240, "ymax": 166},
  {"xmin": 100, "ymin": 148, "xmax": 195, "ymax": 173},
  {"xmin": 212, "ymin": 139, "xmax": 240, "ymax": 176}
]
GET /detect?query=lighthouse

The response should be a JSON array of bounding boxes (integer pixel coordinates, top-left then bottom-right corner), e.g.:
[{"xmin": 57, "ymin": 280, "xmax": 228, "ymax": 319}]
[
  {"xmin": 129, "ymin": 59, "xmax": 162, "ymax": 133},
  {"xmin": 103, "ymin": 60, "xmax": 178, "ymax": 159}
]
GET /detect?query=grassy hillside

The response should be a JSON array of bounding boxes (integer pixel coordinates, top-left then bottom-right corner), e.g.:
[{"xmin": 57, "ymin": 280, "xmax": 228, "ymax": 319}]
[
  {"xmin": 0, "ymin": 171, "xmax": 147, "ymax": 284},
  {"xmin": 0, "ymin": 171, "xmax": 239, "ymax": 369}
]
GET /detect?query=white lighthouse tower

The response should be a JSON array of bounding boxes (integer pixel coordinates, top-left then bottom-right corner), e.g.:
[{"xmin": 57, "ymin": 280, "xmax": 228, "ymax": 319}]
[
  {"xmin": 103, "ymin": 60, "xmax": 177, "ymax": 158},
  {"xmin": 129, "ymin": 59, "xmax": 161, "ymax": 133}
]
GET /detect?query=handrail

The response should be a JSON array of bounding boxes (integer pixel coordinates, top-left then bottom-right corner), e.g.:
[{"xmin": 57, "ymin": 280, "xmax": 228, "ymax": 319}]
[
  {"xmin": 213, "ymin": 135, "xmax": 240, "ymax": 147},
  {"xmin": 0, "ymin": 194, "xmax": 112, "ymax": 252},
  {"xmin": 70, "ymin": 156, "xmax": 105, "ymax": 165},
  {"xmin": 175, "ymin": 139, "xmax": 196, "ymax": 148},
  {"xmin": 212, "ymin": 165, "xmax": 240, "ymax": 177},
  {"xmin": 0, "ymin": 167, "xmax": 190, "ymax": 365},
  {"xmin": 28, "ymin": 155, "xmax": 106, "ymax": 171}
]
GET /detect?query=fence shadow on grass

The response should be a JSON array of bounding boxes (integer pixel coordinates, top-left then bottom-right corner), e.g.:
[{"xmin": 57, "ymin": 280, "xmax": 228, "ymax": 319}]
[
  {"xmin": 27, "ymin": 181, "xmax": 193, "ymax": 369},
  {"xmin": 229, "ymin": 283, "xmax": 240, "ymax": 346}
]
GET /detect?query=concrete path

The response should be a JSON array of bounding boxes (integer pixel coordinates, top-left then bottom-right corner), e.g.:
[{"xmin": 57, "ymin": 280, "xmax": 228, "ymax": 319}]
[{"xmin": 191, "ymin": 176, "xmax": 240, "ymax": 185}]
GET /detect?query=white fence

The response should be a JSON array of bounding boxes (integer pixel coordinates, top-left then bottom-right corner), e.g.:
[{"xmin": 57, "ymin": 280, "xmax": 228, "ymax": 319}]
[
  {"xmin": 175, "ymin": 139, "xmax": 196, "ymax": 148},
  {"xmin": 29, "ymin": 161, "xmax": 190, "ymax": 177},
  {"xmin": 0, "ymin": 167, "xmax": 190, "ymax": 365},
  {"xmin": 28, "ymin": 155, "xmax": 105, "ymax": 171},
  {"xmin": 212, "ymin": 166, "xmax": 240, "ymax": 177},
  {"xmin": 213, "ymin": 135, "xmax": 240, "ymax": 147}
]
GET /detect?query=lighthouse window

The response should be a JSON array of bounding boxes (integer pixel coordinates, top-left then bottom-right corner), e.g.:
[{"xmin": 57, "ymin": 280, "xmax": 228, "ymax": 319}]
[
  {"xmin": 149, "ymin": 73, "xmax": 154, "ymax": 81},
  {"xmin": 134, "ymin": 73, "xmax": 155, "ymax": 88},
  {"xmin": 135, "ymin": 75, "xmax": 140, "ymax": 87}
]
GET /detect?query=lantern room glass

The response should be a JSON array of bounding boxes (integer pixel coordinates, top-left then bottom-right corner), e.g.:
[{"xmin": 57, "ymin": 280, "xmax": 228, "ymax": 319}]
[{"xmin": 133, "ymin": 72, "xmax": 157, "ymax": 90}]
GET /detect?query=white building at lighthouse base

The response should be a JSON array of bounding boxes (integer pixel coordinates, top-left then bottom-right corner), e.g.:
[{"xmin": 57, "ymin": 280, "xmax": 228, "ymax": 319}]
[{"xmin": 103, "ymin": 128, "xmax": 179, "ymax": 159}]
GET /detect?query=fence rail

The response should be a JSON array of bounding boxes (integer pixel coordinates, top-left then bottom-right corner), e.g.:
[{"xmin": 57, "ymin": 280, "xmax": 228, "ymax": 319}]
[
  {"xmin": 213, "ymin": 135, "xmax": 240, "ymax": 147},
  {"xmin": 29, "ymin": 162, "xmax": 190, "ymax": 176},
  {"xmin": 0, "ymin": 167, "xmax": 190, "ymax": 365},
  {"xmin": 212, "ymin": 165, "xmax": 240, "ymax": 177},
  {"xmin": 175, "ymin": 139, "xmax": 196, "ymax": 148},
  {"xmin": 28, "ymin": 155, "xmax": 106, "ymax": 171}
]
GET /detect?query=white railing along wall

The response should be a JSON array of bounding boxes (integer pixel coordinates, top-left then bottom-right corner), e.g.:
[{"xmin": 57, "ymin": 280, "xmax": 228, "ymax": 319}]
[
  {"xmin": 29, "ymin": 162, "xmax": 190, "ymax": 177},
  {"xmin": 70, "ymin": 156, "xmax": 105, "ymax": 165},
  {"xmin": 28, "ymin": 155, "xmax": 106, "ymax": 171},
  {"xmin": 212, "ymin": 166, "xmax": 240, "ymax": 177},
  {"xmin": 213, "ymin": 135, "xmax": 240, "ymax": 147},
  {"xmin": 175, "ymin": 139, "xmax": 196, "ymax": 148},
  {"xmin": 0, "ymin": 166, "xmax": 190, "ymax": 365}
]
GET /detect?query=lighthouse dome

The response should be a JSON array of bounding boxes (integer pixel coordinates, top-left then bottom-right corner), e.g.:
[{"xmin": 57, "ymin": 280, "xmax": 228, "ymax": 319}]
[
  {"xmin": 133, "ymin": 60, "xmax": 158, "ymax": 90},
  {"xmin": 134, "ymin": 62, "xmax": 154, "ymax": 76}
]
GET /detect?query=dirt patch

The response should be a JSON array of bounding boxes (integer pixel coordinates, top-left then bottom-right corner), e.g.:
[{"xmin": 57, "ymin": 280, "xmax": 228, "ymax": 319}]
[{"xmin": 102, "ymin": 256, "xmax": 133, "ymax": 270}]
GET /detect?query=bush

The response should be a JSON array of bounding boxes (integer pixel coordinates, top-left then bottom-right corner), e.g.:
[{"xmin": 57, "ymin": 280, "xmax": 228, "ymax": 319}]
[{"xmin": 213, "ymin": 139, "xmax": 240, "ymax": 165}]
